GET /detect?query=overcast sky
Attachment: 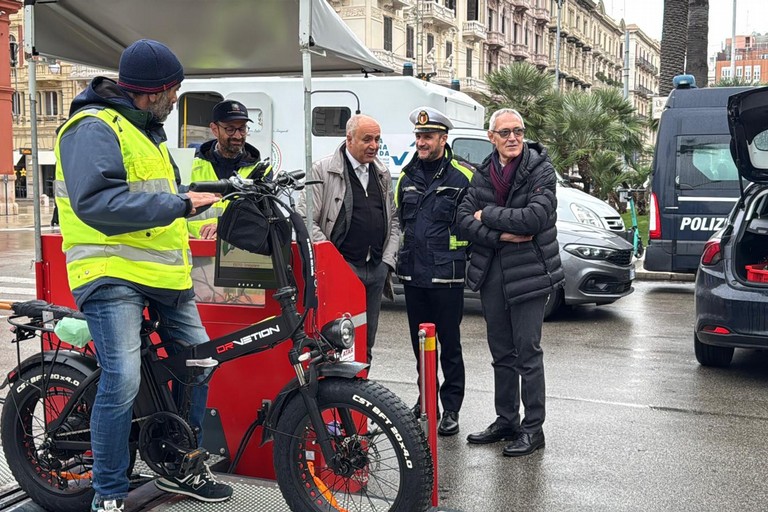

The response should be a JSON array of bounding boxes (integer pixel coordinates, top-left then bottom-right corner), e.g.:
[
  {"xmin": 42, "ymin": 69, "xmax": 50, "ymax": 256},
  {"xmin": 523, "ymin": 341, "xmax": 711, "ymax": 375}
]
[{"xmin": 603, "ymin": 0, "xmax": 763, "ymax": 55}]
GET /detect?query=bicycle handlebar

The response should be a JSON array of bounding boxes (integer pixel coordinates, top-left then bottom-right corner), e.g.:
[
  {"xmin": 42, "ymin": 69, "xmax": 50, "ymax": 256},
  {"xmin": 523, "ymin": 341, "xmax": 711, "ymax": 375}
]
[{"xmin": 188, "ymin": 179, "xmax": 234, "ymax": 195}]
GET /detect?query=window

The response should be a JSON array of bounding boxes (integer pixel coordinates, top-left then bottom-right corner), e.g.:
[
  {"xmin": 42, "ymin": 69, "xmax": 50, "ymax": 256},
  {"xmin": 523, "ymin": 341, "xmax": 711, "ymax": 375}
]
[
  {"xmin": 12, "ymin": 91, "xmax": 23, "ymax": 117},
  {"xmin": 755, "ymin": 65, "xmax": 761, "ymax": 82},
  {"xmin": 501, "ymin": 12, "xmax": 506, "ymax": 35},
  {"xmin": 427, "ymin": 34, "xmax": 434, "ymax": 53},
  {"xmin": 177, "ymin": 92, "xmax": 224, "ymax": 146},
  {"xmin": 452, "ymin": 138, "xmax": 493, "ymax": 167},
  {"xmin": 467, "ymin": 0, "xmax": 478, "ymax": 21},
  {"xmin": 676, "ymin": 135, "xmax": 739, "ymax": 193},
  {"xmin": 488, "ymin": 9, "xmax": 494, "ymax": 31},
  {"xmin": 384, "ymin": 16, "xmax": 393, "ymax": 52},
  {"xmin": 445, "ymin": 0, "xmax": 456, "ymax": 11},
  {"xmin": 446, "ymin": 41, "xmax": 453, "ymax": 59},
  {"xmin": 39, "ymin": 91, "xmax": 59, "ymax": 117},
  {"xmin": 466, "ymin": 48, "xmax": 473, "ymax": 77},
  {"xmin": 312, "ymin": 106, "xmax": 351, "ymax": 137},
  {"xmin": 406, "ymin": 26, "xmax": 414, "ymax": 59},
  {"xmin": 736, "ymin": 66, "xmax": 743, "ymax": 77}
]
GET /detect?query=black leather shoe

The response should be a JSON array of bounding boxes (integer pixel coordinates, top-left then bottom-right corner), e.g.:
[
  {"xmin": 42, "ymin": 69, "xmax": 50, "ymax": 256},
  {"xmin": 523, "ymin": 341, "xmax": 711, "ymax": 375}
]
[
  {"xmin": 502, "ymin": 430, "xmax": 545, "ymax": 457},
  {"xmin": 466, "ymin": 422, "xmax": 518, "ymax": 444},
  {"xmin": 437, "ymin": 411, "xmax": 459, "ymax": 436}
]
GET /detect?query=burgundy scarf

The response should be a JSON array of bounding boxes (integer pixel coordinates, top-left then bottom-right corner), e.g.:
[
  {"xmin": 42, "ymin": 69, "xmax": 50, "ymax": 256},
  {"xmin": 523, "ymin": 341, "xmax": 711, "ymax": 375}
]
[{"xmin": 490, "ymin": 150, "xmax": 523, "ymax": 206}]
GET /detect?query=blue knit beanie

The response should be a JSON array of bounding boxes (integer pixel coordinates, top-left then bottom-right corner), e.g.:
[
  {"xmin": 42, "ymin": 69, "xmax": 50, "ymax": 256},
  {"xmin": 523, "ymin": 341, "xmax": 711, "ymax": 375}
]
[{"xmin": 117, "ymin": 39, "xmax": 184, "ymax": 94}]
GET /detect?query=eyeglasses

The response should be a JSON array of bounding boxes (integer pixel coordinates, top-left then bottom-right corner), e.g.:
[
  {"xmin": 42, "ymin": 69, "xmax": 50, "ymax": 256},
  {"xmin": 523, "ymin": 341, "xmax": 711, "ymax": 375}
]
[
  {"xmin": 490, "ymin": 127, "xmax": 525, "ymax": 139},
  {"xmin": 216, "ymin": 123, "xmax": 250, "ymax": 136}
]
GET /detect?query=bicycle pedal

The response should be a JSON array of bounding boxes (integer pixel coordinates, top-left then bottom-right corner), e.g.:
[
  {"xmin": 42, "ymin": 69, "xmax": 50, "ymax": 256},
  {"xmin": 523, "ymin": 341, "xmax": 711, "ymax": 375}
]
[{"xmin": 178, "ymin": 448, "xmax": 209, "ymax": 478}]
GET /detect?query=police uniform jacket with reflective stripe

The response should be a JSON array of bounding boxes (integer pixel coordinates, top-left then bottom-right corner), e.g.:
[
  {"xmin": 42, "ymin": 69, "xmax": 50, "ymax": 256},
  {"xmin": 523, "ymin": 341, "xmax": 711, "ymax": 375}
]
[
  {"xmin": 395, "ymin": 144, "xmax": 473, "ymax": 288},
  {"xmin": 457, "ymin": 142, "xmax": 564, "ymax": 305},
  {"xmin": 54, "ymin": 77, "xmax": 194, "ymax": 302},
  {"xmin": 186, "ymin": 138, "xmax": 271, "ymax": 239}
]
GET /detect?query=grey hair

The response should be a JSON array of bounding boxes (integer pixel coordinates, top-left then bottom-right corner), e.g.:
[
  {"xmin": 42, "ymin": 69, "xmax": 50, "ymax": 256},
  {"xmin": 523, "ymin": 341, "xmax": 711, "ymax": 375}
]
[
  {"xmin": 346, "ymin": 114, "xmax": 377, "ymax": 136},
  {"xmin": 488, "ymin": 108, "xmax": 525, "ymax": 131}
]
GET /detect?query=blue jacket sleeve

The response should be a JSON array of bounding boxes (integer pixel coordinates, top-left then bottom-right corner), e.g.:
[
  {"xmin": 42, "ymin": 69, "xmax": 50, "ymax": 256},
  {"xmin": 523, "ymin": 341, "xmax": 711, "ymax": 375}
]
[{"xmin": 58, "ymin": 118, "xmax": 189, "ymax": 236}]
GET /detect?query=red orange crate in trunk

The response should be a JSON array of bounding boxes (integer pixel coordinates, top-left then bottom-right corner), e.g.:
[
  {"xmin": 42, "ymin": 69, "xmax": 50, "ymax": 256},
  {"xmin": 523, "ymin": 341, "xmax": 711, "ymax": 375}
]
[{"xmin": 745, "ymin": 264, "xmax": 768, "ymax": 283}]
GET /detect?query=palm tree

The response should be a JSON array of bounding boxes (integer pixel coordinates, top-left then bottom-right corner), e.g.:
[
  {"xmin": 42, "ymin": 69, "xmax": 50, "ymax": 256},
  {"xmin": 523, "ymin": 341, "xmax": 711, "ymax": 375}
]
[
  {"xmin": 659, "ymin": 0, "xmax": 689, "ymax": 95},
  {"xmin": 542, "ymin": 89, "xmax": 645, "ymax": 195},
  {"xmin": 482, "ymin": 62, "xmax": 558, "ymax": 140},
  {"xmin": 687, "ymin": 0, "xmax": 709, "ymax": 88}
]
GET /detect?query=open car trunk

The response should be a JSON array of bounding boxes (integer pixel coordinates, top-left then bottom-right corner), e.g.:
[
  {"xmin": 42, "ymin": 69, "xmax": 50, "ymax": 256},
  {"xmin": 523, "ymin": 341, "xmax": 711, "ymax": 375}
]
[{"xmin": 732, "ymin": 188, "xmax": 768, "ymax": 283}]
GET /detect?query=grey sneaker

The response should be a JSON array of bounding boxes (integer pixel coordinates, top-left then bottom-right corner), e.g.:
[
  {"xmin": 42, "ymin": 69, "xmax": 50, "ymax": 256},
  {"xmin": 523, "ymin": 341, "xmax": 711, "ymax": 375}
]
[
  {"xmin": 155, "ymin": 465, "xmax": 233, "ymax": 503},
  {"xmin": 92, "ymin": 497, "xmax": 124, "ymax": 512}
]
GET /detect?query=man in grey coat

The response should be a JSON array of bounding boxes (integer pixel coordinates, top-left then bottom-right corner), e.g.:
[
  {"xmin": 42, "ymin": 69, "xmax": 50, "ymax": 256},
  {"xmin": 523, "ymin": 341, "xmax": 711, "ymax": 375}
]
[
  {"xmin": 457, "ymin": 108, "xmax": 564, "ymax": 457},
  {"xmin": 298, "ymin": 114, "xmax": 399, "ymax": 364}
]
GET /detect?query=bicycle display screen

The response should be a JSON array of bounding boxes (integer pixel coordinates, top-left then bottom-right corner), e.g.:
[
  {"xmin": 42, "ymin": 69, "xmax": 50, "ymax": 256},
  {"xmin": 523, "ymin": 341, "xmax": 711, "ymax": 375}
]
[{"xmin": 214, "ymin": 238, "xmax": 289, "ymax": 289}]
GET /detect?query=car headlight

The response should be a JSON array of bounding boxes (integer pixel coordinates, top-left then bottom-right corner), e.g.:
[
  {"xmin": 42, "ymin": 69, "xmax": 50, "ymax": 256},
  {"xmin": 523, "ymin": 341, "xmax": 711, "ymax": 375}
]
[
  {"xmin": 570, "ymin": 203, "xmax": 604, "ymax": 229},
  {"xmin": 320, "ymin": 315, "xmax": 355, "ymax": 351},
  {"xmin": 564, "ymin": 244, "xmax": 617, "ymax": 260}
]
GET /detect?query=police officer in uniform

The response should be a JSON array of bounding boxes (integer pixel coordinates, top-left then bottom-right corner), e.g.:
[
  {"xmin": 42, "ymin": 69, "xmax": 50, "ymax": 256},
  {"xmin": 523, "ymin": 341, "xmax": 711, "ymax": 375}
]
[{"xmin": 395, "ymin": 107, "xmax": 473, "ymax": 436}]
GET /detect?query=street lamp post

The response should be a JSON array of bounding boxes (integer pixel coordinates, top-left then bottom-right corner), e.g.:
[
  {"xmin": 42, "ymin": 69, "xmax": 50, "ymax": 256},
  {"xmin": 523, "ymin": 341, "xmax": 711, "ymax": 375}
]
[{"xmin": 554, "ymin": 0, "xmax": 563, "ymax": 89}]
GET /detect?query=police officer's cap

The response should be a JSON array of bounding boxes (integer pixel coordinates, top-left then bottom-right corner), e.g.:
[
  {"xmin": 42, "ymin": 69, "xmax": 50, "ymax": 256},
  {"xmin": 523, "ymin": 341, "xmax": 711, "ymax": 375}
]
[{"xmin": 409, "ymin": 107, "xmax": 453, "ymax": 133}]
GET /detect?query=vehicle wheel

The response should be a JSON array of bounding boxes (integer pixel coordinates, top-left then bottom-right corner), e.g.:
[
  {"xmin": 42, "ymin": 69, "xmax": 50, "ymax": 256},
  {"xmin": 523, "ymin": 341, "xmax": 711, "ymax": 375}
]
[
  {"xmin": 1, "ymin": 362, "xmax": 97, "ymax": 512},
  {"xmin": 1, "ymin": 362, "xmax": 137, "ymax": 512},
  {"xmin": 273, "ymin": 378, "xmax": 433, "ymax": 512},
  {"xmin": 635, "ymin": 237, "xmax": 644, "ymax": 258},
  {"xmin": 694, "ymin": 333, "xmax": 734, "ymax": 367},
  {"xmin": 543, "ymin": 288, "xmax": 563, "ymax": 321}
]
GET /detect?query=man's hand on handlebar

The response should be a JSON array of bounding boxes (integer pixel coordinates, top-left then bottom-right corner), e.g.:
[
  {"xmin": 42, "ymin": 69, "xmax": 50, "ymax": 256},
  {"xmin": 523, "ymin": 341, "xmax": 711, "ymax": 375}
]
[{"xmin": 186, "ymin": 192, "xmax": 220, "ymax": 216}]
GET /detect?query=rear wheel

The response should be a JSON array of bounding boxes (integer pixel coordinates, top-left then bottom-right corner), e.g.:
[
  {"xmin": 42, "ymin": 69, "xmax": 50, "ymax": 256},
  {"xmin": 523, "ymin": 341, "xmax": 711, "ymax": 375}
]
[
  {"xmin": 694, "ymin": 333, "xmax": 734, "ymax": 367},
  {"xmin": 273, "ymin": 378, "xmax": 433, "ymax": 512},
  {"xmin": 1, "ymin": 362, "xmax": 97, "ymax": 512}
]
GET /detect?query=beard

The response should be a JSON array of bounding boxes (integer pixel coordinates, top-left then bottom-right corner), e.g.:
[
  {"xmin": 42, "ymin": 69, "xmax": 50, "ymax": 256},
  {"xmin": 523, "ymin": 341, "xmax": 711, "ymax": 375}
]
[{"xmin": 148, "ymin": 92, "xmax": 174, "ymax": 122}]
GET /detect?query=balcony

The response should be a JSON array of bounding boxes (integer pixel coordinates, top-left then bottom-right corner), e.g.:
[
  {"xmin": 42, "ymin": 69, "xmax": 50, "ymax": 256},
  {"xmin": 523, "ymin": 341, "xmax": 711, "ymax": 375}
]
[
  {"xmin": 635, "ymin": 56, "xmax": 658, "ymax": 75},
  {"xmin": 511, "ymin": 44, "xmax": 531, "ymax": 61},
  {"xmin": 371, "ymin": 50, "xmax": 414, "ymax": 73},
  {"xmin": 417, "ymin": 0, "xmax": 456, "ymax": 29},
  {"xmin": 69, "ymin": 64, "xmax": 116, "ymax": 80},
  {"xmin": 462, "ymin": 21, "xmax": 487, "ymax": 42},
  {"xmin": 511, "ymin": 0, "xmax": 531, "ymax": 13},
  {"xmin": 383, "ymin": 0, "xmax": 412, "ymax": 10},
  {"xmin": 532, "ymin": 7, "xmax": 550, "ymax": 24},
  {"xmin": 591, "ymin": 43, "xmax": 602, "ymax": 56},
  {"xmin": 459, "ymin": 77, "xmax": 490, "ymax": 98},
  {"xmin": 634, "ymin": 84, "xmax": 655, "ymax": 98},
  {"xmin": 485, "ymin": 30, "xmax": 505, "ymax": 49},
  {"xmin": 532, "ymin": 53, "xmax": 549, "ymax": 69}
]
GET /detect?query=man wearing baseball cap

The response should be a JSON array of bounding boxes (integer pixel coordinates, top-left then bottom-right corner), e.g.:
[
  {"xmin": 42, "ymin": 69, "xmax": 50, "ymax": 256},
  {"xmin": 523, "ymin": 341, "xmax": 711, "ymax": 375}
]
[
  {"xmin": 187, "ymin": 100, "xmax": 272, "ymax": 239},
  {"xmin": 54, "ymin": 39, "xmax": 232, "ymax": 512},
  {"xmin": 394, "ymin": 106, "xmax": 473, "ymax": 437}
]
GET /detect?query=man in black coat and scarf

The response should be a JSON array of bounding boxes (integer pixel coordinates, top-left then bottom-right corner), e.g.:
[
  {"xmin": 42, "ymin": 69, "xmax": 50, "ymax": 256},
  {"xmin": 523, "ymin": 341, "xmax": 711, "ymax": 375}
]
[{"xmin": 457, "ymin": 108, "xmax": 564, "ymax": 457}]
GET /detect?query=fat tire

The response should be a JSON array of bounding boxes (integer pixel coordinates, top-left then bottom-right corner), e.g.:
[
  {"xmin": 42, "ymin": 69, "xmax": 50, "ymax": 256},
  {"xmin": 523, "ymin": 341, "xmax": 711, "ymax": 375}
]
[
  {"xmin": 694, "ymin": 333, "xmax": 734, "ymax": 368},
  {"xmin": 273, "ymin": 378, "xmax": 433, "ymax": 512},
  {"xmin": 1, "ymin": 362, "xmax": 97, "ymax": 512}
]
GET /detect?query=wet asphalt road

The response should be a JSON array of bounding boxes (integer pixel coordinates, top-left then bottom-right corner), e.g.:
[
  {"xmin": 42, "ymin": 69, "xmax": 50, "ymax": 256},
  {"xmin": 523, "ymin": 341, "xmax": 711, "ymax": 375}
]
[
  {"xmin": 373, "ymin": 284, "xmax": 768, "ymax": 512},
  {"xmin": 1, "ymin": 205, "xmax": 768, "ymax": 511}
]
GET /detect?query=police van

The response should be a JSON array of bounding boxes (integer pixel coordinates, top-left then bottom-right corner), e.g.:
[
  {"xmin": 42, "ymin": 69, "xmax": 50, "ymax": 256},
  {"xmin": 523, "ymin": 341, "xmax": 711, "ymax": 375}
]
[{"xmin": 645, "ymin": 77, "xmax": 751, "ymax": 273}]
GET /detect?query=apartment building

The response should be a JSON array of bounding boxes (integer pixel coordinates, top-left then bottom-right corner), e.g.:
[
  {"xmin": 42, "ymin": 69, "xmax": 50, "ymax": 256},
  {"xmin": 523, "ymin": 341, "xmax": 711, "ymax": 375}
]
[{"xmin": 714, "ymin": 34, "xmax": 768, "ymax": 85}]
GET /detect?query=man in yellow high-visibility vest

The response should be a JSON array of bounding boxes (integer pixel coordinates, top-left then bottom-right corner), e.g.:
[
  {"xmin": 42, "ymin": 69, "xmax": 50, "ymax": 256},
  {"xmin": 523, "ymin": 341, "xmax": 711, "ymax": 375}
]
[
  {"xmin": 54, "ymin": 39, "xmax": 232, "ymax": 512},
  {"xmin": 187, "ymin": 100, "xmax": 271, "ymax": 239}
]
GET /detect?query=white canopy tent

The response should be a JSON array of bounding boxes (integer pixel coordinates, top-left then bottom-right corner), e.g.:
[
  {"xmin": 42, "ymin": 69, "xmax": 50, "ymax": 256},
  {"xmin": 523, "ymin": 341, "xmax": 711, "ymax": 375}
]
[{"xmin": 23, "ymin": 0, "xmax": 392, "ymax": 259}]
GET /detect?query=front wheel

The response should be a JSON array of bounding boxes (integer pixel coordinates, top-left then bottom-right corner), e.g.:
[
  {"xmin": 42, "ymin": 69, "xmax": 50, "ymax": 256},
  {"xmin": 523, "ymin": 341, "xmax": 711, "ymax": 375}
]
[{"xmin": 273, "ymin": 378, "xmax": 433, "ymax": 512}]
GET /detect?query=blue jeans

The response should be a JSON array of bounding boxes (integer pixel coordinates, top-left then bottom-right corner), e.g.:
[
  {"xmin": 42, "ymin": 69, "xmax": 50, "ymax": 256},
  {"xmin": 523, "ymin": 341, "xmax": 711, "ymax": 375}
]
[{"xmin": 81, "ymin": 285, "xmax": 209, "ymax": 501}]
